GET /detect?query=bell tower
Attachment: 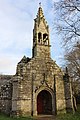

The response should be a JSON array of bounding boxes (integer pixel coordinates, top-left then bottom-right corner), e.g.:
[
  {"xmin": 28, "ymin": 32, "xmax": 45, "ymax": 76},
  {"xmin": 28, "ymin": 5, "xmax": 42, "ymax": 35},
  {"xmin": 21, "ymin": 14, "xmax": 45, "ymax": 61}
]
[{"xmin": 32, "ymin": 4, "xmax": 51, "ymax": 58}]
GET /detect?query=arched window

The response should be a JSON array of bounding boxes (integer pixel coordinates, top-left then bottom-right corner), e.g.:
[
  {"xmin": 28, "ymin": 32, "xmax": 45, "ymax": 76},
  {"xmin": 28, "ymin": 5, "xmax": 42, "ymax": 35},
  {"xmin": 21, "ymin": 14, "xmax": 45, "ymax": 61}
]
[{"xmin": 38, "ymin": 32, "xmax": 42, "ymax": 43}]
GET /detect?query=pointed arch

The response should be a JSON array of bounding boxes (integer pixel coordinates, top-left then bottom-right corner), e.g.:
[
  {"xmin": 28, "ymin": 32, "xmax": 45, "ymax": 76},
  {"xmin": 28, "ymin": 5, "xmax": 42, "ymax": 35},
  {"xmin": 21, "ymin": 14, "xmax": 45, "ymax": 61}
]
[{"xmin": 37, "ymin": 90, "xmax": 52, "ymax": 115}]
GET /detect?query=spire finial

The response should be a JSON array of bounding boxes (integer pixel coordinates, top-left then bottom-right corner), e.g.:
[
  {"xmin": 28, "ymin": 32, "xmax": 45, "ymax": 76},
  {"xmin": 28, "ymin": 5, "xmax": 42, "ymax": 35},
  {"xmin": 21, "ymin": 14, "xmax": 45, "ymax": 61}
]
[{"xmin": 39, "ymin": 2, "xmax": 41, "ymax": 7}]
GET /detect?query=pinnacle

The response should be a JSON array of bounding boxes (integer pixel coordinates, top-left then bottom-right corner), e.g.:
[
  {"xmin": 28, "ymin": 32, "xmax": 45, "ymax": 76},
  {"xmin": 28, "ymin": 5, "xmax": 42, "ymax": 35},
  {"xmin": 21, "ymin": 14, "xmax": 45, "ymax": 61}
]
[
  {"xmin": 37, "ymin": 4, "xmax": 44, "ymax": 19},
  {"xmin": 22, "ymin": 55, "xmax": 26, "ymax": 59}
]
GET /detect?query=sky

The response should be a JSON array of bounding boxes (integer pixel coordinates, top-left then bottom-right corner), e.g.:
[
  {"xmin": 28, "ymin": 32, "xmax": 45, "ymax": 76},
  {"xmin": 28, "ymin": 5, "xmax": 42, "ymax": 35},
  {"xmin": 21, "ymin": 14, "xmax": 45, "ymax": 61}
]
[{"xmin": 0, "ymin": 0, "xmax": 64, "ymax": 75}]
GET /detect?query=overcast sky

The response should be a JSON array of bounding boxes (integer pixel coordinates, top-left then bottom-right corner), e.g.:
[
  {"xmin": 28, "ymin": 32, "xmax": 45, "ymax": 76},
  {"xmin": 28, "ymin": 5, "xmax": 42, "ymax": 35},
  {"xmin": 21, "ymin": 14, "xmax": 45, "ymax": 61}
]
[{"xmin": 0, "ymin": 0, "xmax": 63, "ymax": 75}]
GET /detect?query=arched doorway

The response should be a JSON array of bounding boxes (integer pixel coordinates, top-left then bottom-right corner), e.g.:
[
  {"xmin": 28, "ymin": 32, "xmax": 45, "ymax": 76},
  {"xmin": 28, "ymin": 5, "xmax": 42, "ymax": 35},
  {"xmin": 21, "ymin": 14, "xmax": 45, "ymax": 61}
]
[{"xmin": 37, "ymin": 90, "xmax": 52, "ymax": 115}]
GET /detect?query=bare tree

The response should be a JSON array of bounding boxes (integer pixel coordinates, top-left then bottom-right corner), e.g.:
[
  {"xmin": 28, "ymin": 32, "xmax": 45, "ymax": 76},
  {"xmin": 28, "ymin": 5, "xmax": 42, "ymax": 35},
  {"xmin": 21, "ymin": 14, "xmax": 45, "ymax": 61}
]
[
  {"xmin": 64, "ymin": 42, "xmax": 80, "ymax": 98},
  {"xmin": 54, "ymin": 0, "xmax": 80, "ymax": 49},
  {"xmin": 54, "ymin": 0, "xmax": 80, "ymax": 101},
  {"xmin": 65, "ymin": 43, "xmax": 80, "ymax": 81},
  {"xmin": 54, "ymin": 0, "xmax": 80, "ymax": 78}
]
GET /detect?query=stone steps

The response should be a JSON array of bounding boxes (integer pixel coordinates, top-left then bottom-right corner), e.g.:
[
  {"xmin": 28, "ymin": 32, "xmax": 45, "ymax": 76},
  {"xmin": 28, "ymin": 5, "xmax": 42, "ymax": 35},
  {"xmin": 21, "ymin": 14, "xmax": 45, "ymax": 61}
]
[{"xmin": 34, "ymin": 115, "xmax": 56, "ymax": 120}]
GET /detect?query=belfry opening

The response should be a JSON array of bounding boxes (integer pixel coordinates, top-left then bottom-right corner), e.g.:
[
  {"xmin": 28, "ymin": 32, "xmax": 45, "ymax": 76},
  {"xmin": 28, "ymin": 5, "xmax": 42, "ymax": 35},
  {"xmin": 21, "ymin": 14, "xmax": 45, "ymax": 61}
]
[{"xmin": 37, "ymin": 90, "xmax": 52, "ymax": 115}]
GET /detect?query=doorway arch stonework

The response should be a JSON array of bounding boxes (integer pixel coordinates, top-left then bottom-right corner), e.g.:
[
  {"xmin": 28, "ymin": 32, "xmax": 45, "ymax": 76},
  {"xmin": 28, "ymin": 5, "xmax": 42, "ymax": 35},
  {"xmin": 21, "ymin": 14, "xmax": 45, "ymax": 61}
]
[{"xmin": 35, "ymin": 87, "xmax": 55, "ymax": 115}]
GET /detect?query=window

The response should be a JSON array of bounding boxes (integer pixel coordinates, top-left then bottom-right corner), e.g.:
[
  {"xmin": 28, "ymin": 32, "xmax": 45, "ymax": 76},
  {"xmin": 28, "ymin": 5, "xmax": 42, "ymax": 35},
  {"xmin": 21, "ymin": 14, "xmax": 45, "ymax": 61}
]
[
  {"xmin": 43, "ymin": 33, "xmax": 48, "ymax": 45},
  {"xmin": 38, "ymin": 32, "xmax": 42, "ymax": 43}
]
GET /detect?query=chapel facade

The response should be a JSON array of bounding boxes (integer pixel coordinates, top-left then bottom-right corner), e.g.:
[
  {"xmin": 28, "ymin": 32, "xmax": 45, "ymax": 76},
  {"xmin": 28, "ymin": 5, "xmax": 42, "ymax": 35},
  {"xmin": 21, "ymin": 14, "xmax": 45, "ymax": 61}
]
[{"xmin": 0, "ymin": 6, "xmax": 74, "ymax": 116}]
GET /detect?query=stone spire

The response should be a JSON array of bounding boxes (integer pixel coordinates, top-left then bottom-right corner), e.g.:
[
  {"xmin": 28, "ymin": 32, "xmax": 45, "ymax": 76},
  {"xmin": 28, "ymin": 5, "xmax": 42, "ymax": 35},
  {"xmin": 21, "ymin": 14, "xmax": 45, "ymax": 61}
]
[
  {"xmin": 32, "ymin": 4, "xmax": 50, "ymax": 58},
  {"xmin": 34, "ymin": 3, "xmax": 48, "ymax": 29},
  {"xmin": 37, "ymin": 3, "xmax": 44, "ymax": 19}
]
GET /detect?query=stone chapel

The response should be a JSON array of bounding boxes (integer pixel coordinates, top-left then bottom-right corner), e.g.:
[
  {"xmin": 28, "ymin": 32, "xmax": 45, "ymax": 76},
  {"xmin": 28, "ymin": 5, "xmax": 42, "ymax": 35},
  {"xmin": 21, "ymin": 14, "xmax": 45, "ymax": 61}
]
[{"xmin": 0, "ymin": 6, "xmax": 74, "ymax": 116}]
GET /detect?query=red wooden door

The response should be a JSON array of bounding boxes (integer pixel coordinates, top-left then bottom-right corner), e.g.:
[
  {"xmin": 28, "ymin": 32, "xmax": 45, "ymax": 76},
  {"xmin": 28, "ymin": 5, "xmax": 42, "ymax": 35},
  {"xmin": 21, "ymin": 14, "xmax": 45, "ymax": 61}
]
[
  {"xmin": 37, "ymin": 90, "xmax": 52, "ymax": 115},
  {"xmin": 37, "ymin": 95, "xmax": 43, "ymax": 114}
]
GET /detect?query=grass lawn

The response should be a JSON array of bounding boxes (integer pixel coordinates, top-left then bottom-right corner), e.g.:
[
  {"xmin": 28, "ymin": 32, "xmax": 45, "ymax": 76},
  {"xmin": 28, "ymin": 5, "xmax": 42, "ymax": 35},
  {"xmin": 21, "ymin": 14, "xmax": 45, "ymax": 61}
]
[
  {"xmin": 0, "ymin": 112, "xmax": 80, "ymax": 120},
  {"xmin": 0, "ymin": 105, "xmax": 80, "ymax": 120},
  {"xmin": 57, "ymin": 104, "xmax": 80, "ymax": 120},
  {"xmin": 0, "ymin": 114, "xmax": 35, "ymax": 120},
  {"xmin": 57, "ymin": 113, "xmax": 80, "ymax": 120}
]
